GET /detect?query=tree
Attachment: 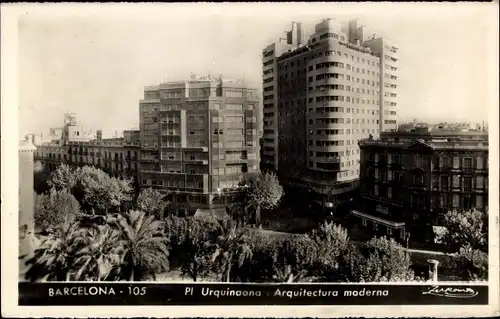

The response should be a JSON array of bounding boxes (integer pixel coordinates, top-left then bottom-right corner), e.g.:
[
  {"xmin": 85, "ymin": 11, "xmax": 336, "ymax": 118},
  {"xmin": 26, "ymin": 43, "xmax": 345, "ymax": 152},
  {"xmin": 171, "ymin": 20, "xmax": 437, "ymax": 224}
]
[
  {"xmin": 72, "ymin": 225, "xmax": 123, "ymax": 281},
  {"xmin": 35, "ymin": 189, "xmax": 80, "ymax": 233},
  {"xmin": 350, "ymin": 237, "xmax": 415, "ymax": 282},
  {"xmin": 137, "ymin": 188, "xmax": 169, "ymax": 219},
  {"xmin": 276, "ymin": 234, "xmax": 319, "ymax": 280},
  {"xmin": 211, "ymin": 219, "xmax": 253, "ymax": 282},
  {"xmin": 112, "ymin": 210, "xmax": 169, "ymax": 281},
  {"xmin": 243, "ymin": 172, "xmax": 284, "ymax": 225},
  {"xmin": 179, "ymin": 218, "xmax": 216, "ymax": 282},
  {"xmin": 24, "ymin": 221, "xmax": 84, "ymax": 282},
  {"xmin": 48, "ymin": 164, "xmax": 80, "ymax": 192},
  {"xmin": 308, "ymin": 222, "xmax": 351, "ymax": 281},
  {"xmin": 451, "ymin": 244, "xmax": 488, "ymax": 281},
  {"xmin": 75, "ymin": 166, "xmax": 133, "ymax": 214},
  {"xmin": 442, "ymin": 209, "xmax": 488, "ymax": 252},
  {"xmin": 47, "ymin": 165, "xmax": 133, "ymax": 214}
]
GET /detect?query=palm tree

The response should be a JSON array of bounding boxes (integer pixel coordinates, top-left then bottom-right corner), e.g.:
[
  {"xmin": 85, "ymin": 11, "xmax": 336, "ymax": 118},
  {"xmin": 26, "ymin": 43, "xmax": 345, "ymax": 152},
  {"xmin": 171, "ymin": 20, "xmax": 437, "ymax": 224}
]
[
  {"xmin": 211, "ymin": 218, "xmax": 252, "ymax": 282},
  {"xmin": 112, "ymin": 210, "xmax": 169, "ymax": 281},
  {"xmin": 272, "ymin": 264, "xmax": 311, "ymax": 283},
  {"xmin": 24, "ymin": 221, "xmax": 84, "ymax": 282},
  {"xmin": 72, "ymin": 225, "xmax": 123, "ymax": 281}
]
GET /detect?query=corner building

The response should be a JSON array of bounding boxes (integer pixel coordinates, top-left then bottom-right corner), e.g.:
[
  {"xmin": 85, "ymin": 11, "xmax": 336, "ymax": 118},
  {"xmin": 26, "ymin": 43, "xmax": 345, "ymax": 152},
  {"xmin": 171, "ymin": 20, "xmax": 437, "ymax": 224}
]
[
  {"xmin": 356, "ymin": 127, "xmax": 488, "ymax": 243},
  {"xmin": 139, "ymin": 75, "xmax": 260, "ymax": 216},
  {"xmin": 261, "ymin": 18, "xmax": 399, "ymax": 210}
]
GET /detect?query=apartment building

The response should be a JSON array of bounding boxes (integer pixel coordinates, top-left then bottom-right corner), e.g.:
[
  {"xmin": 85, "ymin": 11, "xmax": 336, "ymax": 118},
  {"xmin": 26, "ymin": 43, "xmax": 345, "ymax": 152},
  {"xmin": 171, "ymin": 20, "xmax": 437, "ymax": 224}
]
[
  {"xmin": 138, "ymin": 75, "xmax": 260, "ymax": 216},
  {"xmin": 261, "ymin": 18, "xmax": 399, "ymax": 210},
  {"xmin": 34, "ymin": 114, "xmax": 140, "ymax": 182},
  {"xmin": 356, "ymin": 127, "xmax": 488, "ymax": 243}
]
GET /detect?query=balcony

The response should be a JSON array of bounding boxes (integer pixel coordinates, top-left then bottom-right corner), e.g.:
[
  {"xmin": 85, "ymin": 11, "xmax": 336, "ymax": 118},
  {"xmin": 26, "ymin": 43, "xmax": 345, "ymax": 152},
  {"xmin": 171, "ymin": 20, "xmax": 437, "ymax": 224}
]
[
  {"xmin": 314, "ymin": 156, "xmax": 341, "ymax": 163},
  {"xmin": 184, "ymin": 146, "xmax": 209, "ymax": 152},
  {"xmin": 142, "ymin": 145, "xmax": 159, "ymax": 150},
  {"xmin": 186, "ymin": 159, "xmax": 209, "ymax": 165},
  {"xmin": 141, "ymin": 156, "xmax": 159, "ymax": 162},
  {"xmin": 161, "ymin": 131, "xmax": 181, "ymax": 136}
]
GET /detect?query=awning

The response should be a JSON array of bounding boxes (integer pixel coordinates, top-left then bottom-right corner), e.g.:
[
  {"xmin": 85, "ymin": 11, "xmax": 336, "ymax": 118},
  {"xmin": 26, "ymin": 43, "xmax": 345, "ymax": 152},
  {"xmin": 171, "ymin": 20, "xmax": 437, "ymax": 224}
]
[
  {"xmin": 194, "ymin": 208, "xmax": 229, "ymax": 221},
  {"xmin": 350, "ymin": 210, "xmax": 405, "ymax": 228}
]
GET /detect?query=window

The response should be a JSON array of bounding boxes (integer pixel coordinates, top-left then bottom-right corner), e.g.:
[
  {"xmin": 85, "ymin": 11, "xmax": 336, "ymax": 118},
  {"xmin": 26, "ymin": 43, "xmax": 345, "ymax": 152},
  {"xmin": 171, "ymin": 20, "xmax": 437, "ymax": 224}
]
[
  {"xmin": 374, "ymin": 168, "xmax": 380, "ymax": 179},
  {"xmin": 227, "ymin": 128, "xmax": 243, "ymax": 135},
  {"xmin": 463, "ymin": 157, "xmax": 472, "ymax": 169},
  {"xmin": 463, "ymin": 177, "xmax": 472, "ymax": 191},
  {"xmin": 226, "ymin": 141, "xmax": 244, "ymax": 148},
  {"xmin": 414, "ymin": 155, "xmax": 422, "ymax": 168},
  {"xmin": 439, "ymin": 194, "xmax": 447, "ymax": 208},
  {"xmin": 387, "ymin": 187, "xmax": 392, "ymax": 198},
  {"xmin": 362, "ymin": 219, "xmax": 367, "ymax": 227},
  {"xmin": 225, "ymin": 103, "xmax": 243, "ymax": 110},
  {"xmin": 226, "ymin": 116, "xmax": 243, "ymax": 123},
  {"xmin": 247, "ymin": 104, "xmax": 254, "ymax": 111},
  {"xmin": 387, "ymin": 227, "xmax": 392, "ymax": 235},
  {"xmin": 476, "ymin": 157, "xmax": 484, "ymax": 169},
  {"xmin": 212, "ymin": 103, "xmax": 221, "ymax": 110},
  {"xmin": 440, "ymin": 176, "xmax": 448, "ymax": 190},
  {"xmin": 453, "ymin": 157, "xmax": 460, "ymax": 169},
  {"xmin": 213, "ymin": 129, "xmax": 224, "ymax": 135},
  {"xmin": 476, "ymin": 176, "xmax": 484, "ymax": 189},
  {"xmin": 388, "ymin": 170, "xmax": 393, "ymax": 181},
  {"xmin": 476, "ymin": 195, "xmax": 484, "ymax": 209},
  {"xmin": 452, "ymin": 194, "xmax": 460, "ymax": 208},
  {"xmin": 212, "ymin": 116, "xmax": 224, "ymax": 123},
  {"xmin": 246, "ymin": 116, "xmax": 257, "ymax": 123},
  {"xmin": 225, "ymin": 91, "xmax": 243, "ymax": 98},
  {"xmin": 374, "ymin": 185, "xmax": 379, "ymax": 196},
  {"xmin": 452, "ymin": 175, "xmax": 460, "ymax": 188}
]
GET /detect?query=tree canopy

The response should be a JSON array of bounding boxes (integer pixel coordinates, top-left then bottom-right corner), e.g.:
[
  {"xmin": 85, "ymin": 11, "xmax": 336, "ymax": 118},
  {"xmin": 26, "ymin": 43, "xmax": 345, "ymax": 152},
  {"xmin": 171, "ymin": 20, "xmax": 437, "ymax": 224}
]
[
  {"xmin": 46, "ymin": 164, "xmax": 133, "ymax": 214},
  {"xmin": 35, "ymin": 189, "xmax": 80, "ymax": 233},
  {"xmin": 243, "ymin": 172, "xmax": 284, "ymax": 225},
  {"xmin": 137, "ymin": 188, "xmax": 169, "ymax": 219},
  {"xmin": 442, "ymin": 209, "xmax": 488, "ymax": 252}
]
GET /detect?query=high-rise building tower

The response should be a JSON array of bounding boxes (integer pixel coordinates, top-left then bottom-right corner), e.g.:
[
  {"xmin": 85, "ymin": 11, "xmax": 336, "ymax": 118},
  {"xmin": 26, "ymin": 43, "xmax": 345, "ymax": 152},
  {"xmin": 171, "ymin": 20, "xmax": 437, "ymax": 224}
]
[
  {"xmin": 261, "ymin": 22, "xmax": 305, "ymax": 173},
  {"xmin": 139, "ymin": 75, "xmax": 261, "ymax": 216},
  {"xmin": 261, "ymin": 18, "xmax": 399, "ymax": 210}
]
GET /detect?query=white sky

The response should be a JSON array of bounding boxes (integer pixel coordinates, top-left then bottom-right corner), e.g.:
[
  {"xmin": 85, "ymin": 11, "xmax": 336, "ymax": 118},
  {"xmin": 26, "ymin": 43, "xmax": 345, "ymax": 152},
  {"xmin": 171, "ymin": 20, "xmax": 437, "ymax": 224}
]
[{"xmin": 14, "ymin": 3, "xmax": 498, "ymax": 137}]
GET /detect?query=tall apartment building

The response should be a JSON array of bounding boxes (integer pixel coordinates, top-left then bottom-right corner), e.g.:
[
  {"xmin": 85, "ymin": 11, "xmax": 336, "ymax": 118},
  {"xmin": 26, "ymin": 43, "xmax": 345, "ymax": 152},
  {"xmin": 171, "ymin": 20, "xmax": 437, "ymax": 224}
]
[
  {"xmin": 139, "ymin": 75, "xmax": 260, "ymax": 216},
  {"xmin": 261, "ymin": 18, "xmax": 399, "ymax": 210},
  {"xmin": 356, "ymin": 127, "xmax": 488, "ymax": 243}
]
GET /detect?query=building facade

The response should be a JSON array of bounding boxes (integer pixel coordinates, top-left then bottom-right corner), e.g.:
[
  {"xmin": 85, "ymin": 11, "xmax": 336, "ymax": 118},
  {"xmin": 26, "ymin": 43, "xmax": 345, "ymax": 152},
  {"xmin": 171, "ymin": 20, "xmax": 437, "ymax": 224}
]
[
  {"xmin": 261, "ymin": 18, "xmax": 399, "ymax": 211},
  {"xmin": 34, "ymin": 114, "xmax": 140, "ymax": 182},
  {"xmin": 356, "ymin": 127, "xmax": 489, "ymax": 243},
  {"xmin": 138, "ymin": 75, "xmax": 261, "ymax": 215},
  {"xmin": 19, "ymin": 139, "xmax": 37, "ymax": 257}
]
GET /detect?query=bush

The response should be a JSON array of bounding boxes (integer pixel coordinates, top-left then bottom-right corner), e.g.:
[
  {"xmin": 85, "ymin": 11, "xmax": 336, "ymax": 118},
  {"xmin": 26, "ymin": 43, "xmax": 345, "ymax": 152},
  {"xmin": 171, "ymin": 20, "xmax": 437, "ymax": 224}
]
[
  {"xmin": 350, "ymin": 236, "xmax": 415, "ymax": 282},
  {"xmin": 451, "ymin": 245, "xmax": 488, "ymax": 281}
]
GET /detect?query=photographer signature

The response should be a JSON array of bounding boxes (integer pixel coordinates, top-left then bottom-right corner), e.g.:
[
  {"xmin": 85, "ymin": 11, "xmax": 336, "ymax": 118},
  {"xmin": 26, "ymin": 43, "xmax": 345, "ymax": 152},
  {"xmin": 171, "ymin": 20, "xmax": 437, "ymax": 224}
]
[{"xmin": 423, "ymin": 286, "xmax": 478, "ymax": 298}]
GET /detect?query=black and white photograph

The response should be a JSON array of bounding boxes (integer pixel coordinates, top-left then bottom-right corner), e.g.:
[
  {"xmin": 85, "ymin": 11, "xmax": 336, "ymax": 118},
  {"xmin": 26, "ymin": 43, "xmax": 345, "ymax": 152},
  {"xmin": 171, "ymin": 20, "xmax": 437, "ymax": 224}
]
[{"xmin": 2, "ymin": 2, "xmax": 499, "ymax": 318}]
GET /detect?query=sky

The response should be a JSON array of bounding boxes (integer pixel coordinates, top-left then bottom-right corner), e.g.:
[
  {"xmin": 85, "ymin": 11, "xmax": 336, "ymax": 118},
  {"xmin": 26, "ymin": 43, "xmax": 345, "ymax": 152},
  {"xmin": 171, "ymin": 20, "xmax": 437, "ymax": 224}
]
[{"xmin": 15, "ymin": 3, "xmax": 497, "ymax": 137}]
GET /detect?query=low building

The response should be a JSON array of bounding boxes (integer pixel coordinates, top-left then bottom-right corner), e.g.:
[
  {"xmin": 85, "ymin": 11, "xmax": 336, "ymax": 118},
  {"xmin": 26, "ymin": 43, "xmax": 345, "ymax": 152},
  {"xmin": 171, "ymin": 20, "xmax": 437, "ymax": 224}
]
[
  {"xmin": 356, "ymin": 126, "xmax": 488, "ymax": 243},
  {"xmin": 34, "ymin": 115, "xmax": 140, "ymax": 183}
]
